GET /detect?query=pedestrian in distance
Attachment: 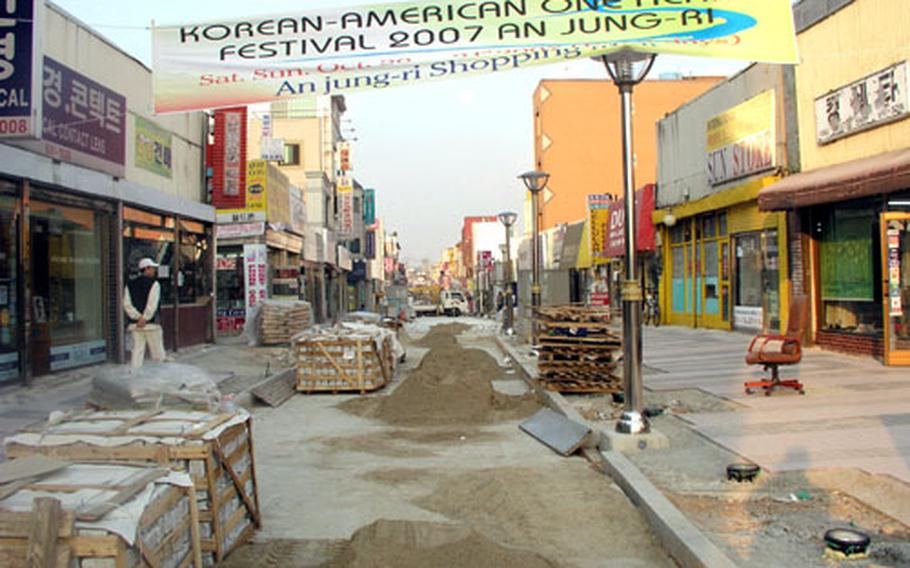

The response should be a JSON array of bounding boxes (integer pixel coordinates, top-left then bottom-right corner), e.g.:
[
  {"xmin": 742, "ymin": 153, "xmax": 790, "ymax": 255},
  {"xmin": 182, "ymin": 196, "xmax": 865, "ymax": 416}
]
[{"xmin": 123, "ymin": 258, "xmax": 166, "ymax": 369}]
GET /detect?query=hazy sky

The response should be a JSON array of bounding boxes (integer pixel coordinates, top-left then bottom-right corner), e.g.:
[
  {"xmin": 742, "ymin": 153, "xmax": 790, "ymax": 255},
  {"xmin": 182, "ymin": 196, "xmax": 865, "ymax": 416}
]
[{"xmin": 54, "ymin": 0, "xmax": 750, "ymax": 264}]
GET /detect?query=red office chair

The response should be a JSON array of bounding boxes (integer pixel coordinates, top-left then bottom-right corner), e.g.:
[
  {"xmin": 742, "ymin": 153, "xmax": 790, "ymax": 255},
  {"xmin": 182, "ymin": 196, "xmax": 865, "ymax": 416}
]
[{"xmin": 744, "ymin": 296, "xmax": 809, "ymax": 396}]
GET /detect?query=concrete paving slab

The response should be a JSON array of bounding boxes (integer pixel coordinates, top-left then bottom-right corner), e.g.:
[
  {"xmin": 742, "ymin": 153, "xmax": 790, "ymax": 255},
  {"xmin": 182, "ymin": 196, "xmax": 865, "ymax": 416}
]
[{"xmin": 519, "ymin": 408, "xmax": 591, "ymax": 456}]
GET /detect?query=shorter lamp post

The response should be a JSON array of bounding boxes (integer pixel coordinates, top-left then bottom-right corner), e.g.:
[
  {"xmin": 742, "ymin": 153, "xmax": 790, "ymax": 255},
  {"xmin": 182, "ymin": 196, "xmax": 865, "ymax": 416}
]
[
  {"xmin": 518, "ymin": 171, "xmax": 550, "ymax": 344},
  {"xmin": 498, "ymin": 211, "xmax": 518, "ymax": 335}
]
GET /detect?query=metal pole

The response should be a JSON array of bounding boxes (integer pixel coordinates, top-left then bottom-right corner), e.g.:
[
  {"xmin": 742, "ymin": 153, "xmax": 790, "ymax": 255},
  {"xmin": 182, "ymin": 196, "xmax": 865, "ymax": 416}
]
[
  {"xmin": 531, "ymin": 190, "xmax": 541, "ymax": 343},
  {"xmin": 616, "ymin": 69, "xmax": 648, "ymax": 435},
  {"xmin": 504, "ymin": 226, "xmax": 514, "ymax": 334}
]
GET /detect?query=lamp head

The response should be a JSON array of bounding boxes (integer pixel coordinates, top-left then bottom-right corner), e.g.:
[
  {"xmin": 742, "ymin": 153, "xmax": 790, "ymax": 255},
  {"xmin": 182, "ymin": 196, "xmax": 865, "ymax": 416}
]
[
  {"xmin": 518, "ymin": 171, "xmax": 550, "ymax": 193},
  {"xmin": 498, "ymin": 211, "xmax": 518, "ymax": 228}
]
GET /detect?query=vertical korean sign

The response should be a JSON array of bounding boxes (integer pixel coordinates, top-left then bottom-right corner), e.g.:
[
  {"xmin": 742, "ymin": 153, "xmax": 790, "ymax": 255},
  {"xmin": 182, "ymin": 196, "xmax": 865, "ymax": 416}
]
[
  {"xmin": 364, "ymin": 188, "xmax": 376, "ymax": 225},
  {"xmin": 243, "ymin": 244, "xmax": 268, "ymax": 313},
  {"xmin": 338, "ymin": 175, "xmax": 355, "ymax": 237},
  {"xmin": 588, "ymin": 195, "xmax": 612, "ymax": 261},
  {"xmin": 0, "ymin": 0, "xmax": 42, "ymax": 138}
]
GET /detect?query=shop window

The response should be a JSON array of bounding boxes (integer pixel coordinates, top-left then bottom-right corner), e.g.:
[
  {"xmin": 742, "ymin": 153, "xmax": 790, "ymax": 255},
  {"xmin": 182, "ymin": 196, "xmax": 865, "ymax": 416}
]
[
  {"xmin": 282, "ymin": 144, "xmax": 301, "ymax": 166},
  {"xmin": 734, "ymin": 231, "xmax": 780, "ymax": 331},
  {"xmin": 718, "ymin": 212, "xmax": 728, "ymax": 236},
  {"xmin": 702, "ymin": 215, "xmax": 717, "ymax": 238},
  {"xmin": 0, "ymin": 193, "xmax": 19, "ymax": 383},
  {"xmin": 216, "ymin": 246, "xmax": 246, "ymax": 335},
  {"xmin": 29, "ymin": 201, "xmax": 107, "ymax": 374},
  {"xmin": 178, "ymin": 231, "xmax": 210, "ymax": 305},
  {"xmin": 819, "ymin": 207, "xmax": 881, "ymax": 334},
  {"xmin": 124, "ymin": 221, "xmax": 175, "ymax": 305},
  {"xmin": 670, "ymin": 224, "xmax": 687, "ymax": 244}
]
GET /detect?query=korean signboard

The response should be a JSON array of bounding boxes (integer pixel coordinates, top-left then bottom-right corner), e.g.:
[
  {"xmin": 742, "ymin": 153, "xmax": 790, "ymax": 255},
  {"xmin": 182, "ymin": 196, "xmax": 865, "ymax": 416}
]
[
  {"xmin": 706, "ymin": 90, "xmax": 776, "ymax": 186},
  {"xmin": 243, "ymin": 244, "xmax": 268, "ymax": 312},
  {"xmin": 338, "ymin": 141, "xmax": 351, "ymax": 172},
  {"xmin": 223, "ymin": 110, "xmax": 244, "ymax": 196},
  {"xmin": 0, "ymin": 0, "xmax": 43, "ymax": 138},
  {"xmin": 217, "ymin": 159, "xmax": 267, "ymax": 223},
  {"xmin": 41, "ymin": 57, "xmax": 127, "ymax": 177},
  {"xmin": 338, "ymin": 175, "xmax": 355, "ymax": 237},
  {"xmin": 603, "ymin": 185, "xmax": 657, "ymax": 258},
  {"xmin": 588, "ymin": 194, "xmax": 612, "ymax": 261},
  {"xmin": 260, "ymin": 137, "xmax": 284, "ymax": 161},
  {"xmin": 364, "ymin": 188, "xmax": 376, "ymax": 226},
  {"xmin": 135, "ymin": 116, "xmax": 173, "ymax": 178},
  {"xmin": 816, "ymin": 62, "xmax": 910, "ymax": 145},
  {"xmin": 152, "ymin": 0, "xmax": 799, "ymax": 113},
  {"xmin": 290, "ymin": 185, "xmax": 307, "ymax": 234}
]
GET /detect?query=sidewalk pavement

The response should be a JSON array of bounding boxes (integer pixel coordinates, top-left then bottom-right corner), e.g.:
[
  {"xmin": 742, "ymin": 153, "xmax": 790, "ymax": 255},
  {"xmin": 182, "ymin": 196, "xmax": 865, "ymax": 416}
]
[
  {"xmin": 0, "ymin": 341, "xmax": 288, "ymax": 460},
  {"xmin": 642, "ymin": 325, "xmax": 910, "ymax": 484}
]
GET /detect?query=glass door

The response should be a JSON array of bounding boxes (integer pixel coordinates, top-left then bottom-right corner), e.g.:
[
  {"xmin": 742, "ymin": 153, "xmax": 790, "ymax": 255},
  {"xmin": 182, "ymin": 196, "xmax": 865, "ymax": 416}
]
[{"xmin": 882, "ymin": 213, "xmax": 910, "ymax": 366}]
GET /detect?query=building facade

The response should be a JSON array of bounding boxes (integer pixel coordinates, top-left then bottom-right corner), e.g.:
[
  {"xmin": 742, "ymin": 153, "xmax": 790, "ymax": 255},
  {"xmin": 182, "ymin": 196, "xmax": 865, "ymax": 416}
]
[
  {"xmin": 0, "ymin": 2, "xmax": 213, "ymax": 383},
  {"xmin": 759, "ymin": 0, "xmax": 910, "ymax": 365},
  {"xmin": 653, "ymin": 63, "xmax": 799, "ymax": 333}
]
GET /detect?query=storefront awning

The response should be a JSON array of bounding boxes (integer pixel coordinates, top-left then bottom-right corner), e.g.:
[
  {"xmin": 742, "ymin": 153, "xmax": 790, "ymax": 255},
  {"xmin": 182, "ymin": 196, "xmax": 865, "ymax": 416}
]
[{"xmin": 759, "ymin": 148, "xmax": 910, "ymax": 211}]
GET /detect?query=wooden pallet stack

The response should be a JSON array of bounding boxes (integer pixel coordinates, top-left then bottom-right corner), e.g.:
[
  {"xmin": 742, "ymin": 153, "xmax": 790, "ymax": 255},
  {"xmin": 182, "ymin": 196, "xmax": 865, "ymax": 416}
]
[
  {"xmin": 294, "ymin": 328, "xmax": 393, "ymax": 394},
  {"xmin": 259, "ymin": 301, "xmax": 312, "ymax": 345},
  {"xmin": 0, "ymin": 457, "xmax": 203, "ymax": 568},
  {"xmin": 5, "ymin": 410, "xmax": 260, "ymax": 566},
  {"xmin": 535, "ymin": 306, "xmax": 622, "ymax": 394}
]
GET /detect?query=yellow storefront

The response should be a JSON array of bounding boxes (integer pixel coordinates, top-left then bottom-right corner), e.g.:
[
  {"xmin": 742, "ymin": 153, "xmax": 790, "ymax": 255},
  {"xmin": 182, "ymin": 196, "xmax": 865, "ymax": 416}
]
[{"xmin": 654, "ymin": 176, "xmax": 790, "ymax": 333}]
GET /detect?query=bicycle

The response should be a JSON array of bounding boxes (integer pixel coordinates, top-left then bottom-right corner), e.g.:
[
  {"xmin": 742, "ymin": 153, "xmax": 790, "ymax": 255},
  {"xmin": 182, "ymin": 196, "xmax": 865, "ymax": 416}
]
[{"xmin": 643, "ymin": 289, "xmax": 661, "ymax": 326}]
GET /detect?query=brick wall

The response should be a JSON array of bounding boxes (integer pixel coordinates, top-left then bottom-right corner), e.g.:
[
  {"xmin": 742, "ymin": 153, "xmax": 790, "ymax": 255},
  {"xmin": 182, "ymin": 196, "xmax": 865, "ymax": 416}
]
[{"xmin": 816, "ymin": 330, "xmax": 884, "ymax": 358}]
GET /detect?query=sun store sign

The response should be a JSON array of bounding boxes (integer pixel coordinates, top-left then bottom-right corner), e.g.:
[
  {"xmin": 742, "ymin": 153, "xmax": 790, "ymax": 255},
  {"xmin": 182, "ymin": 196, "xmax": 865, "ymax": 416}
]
[
  {"xmin": 706, "ymin": 90, "xmax": 776, "ymax": 186},
  {"xmin": 151, "ymin": 0, "xmax": 800, "ymax": 113}
]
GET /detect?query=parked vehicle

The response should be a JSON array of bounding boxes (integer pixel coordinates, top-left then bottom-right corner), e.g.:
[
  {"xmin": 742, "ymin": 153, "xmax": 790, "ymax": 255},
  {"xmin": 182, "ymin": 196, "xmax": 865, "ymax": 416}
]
[
  {"xmin": 412, "ymin": 295, "xmax": 441, "ymax": 317},
  {"xmin": 440, "ymin": 290, "xmax": 469, "ymax": 317}
]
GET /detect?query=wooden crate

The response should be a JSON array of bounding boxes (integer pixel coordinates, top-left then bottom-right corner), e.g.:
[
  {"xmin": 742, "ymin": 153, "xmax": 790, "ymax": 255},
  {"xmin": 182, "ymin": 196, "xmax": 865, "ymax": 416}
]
[
  {"xmin": 295, "ymin": 334, "xmax": 392, "ymax": 394},
  {"xmin": 4, "ymin": 411, "xmax": 260, "ymax": 566},
  {"xmin": 0, "ymin": 463, "xmax": 202, "ymax": 568}
]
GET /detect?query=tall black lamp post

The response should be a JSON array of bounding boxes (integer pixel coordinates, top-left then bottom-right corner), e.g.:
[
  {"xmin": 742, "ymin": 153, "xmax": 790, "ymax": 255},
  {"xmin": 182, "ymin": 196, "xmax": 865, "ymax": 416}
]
[
  {"xmin": 518, "ymin": 171, "xmax": 550, "ymax": 345},
  {"xmin": 599, "ymin": 50, "xmax": 656, "ymax": 436},
  {"xmin": 497, "ymin": 211, "xmax": 518, "ymax": 335}
]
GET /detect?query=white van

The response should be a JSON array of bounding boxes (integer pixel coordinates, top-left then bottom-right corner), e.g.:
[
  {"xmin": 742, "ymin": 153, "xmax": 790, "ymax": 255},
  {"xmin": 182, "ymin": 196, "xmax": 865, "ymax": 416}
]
[{"xmin": 440, "ymin": 290, "xmax": 469, "ymax": 317}]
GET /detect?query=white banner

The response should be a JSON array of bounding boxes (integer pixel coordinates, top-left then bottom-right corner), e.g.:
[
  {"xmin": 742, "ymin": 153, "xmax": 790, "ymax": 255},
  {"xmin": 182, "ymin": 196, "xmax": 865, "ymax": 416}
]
[{"xmin": 243, "ymin": 244, "xmax": 268, "ymax": 311}]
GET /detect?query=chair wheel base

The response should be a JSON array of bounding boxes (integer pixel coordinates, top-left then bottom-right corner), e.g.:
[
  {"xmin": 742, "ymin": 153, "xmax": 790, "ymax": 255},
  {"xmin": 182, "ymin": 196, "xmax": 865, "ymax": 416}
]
[{"xmin": 744, "ymin": 379, "xmax": 805, "ymax": 396}]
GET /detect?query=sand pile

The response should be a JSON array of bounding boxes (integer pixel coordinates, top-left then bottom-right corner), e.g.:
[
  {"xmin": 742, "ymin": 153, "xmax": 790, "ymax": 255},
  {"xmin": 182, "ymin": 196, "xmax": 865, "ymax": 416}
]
[
  {"xmin": 340, "ymin": 325, "xmax": 538, "ymax": 426},
  {"xmin": 415, "ymin": 465, "xmax": 674, "ymax": 567},
  {"xmin": 412, "ymin": 322, "xmax": 469, "ymax": 349},
  {"xmin": 322, "ymin": 520, "xmax": 560, "ymax": 568}
]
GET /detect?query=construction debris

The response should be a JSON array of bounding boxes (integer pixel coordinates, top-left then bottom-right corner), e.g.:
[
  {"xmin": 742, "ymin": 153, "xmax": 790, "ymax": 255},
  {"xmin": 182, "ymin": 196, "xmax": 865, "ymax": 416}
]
[
  {"xmin": 251, "ymin": 369, "xmax": 297, "ymax": 408},
  {"xmin": 534, "ymin": 306, "xmax": 622, "ymax": 393},
  {"xmin": 5, "ymin": 410, "xmax": 260, "ymax": 566},
  {"xmin": 88, "ymin": 363, "xmax": 224, "ymax": 411},
  {"xmin": 519, "ymin": 408, "xmax": 592, "ymax": 456},
  {"xmin": 0, "ymin": 460, "xmax": 202, "ymax": 568}
]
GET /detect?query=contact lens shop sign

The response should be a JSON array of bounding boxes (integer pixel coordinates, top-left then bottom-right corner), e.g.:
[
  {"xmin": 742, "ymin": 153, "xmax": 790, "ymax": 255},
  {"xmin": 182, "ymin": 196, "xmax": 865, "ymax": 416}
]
[{"xmin": 152, "ymin": 0, "xmax": 799, "ymax": 113}]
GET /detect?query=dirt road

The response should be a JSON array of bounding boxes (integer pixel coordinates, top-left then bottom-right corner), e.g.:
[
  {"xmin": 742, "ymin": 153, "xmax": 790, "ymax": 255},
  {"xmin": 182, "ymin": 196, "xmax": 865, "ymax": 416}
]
[{"xmin": 221, "ymin": 319, "xmax": 673, "ymax": 567}]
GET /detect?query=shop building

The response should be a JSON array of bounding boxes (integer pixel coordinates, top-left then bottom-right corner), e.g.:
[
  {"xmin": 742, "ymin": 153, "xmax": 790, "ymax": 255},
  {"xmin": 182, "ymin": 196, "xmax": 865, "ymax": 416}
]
[
  {"xmin": 0, "ymin": 2, "xmax": 213, "ymax": 384},
  {"xmin": 652, "ymin": 63, "xmax": 799, "ymax": 333},
  {"xmin": 759, "ymin": 0, "xmax": 910, "ymax": 365}
]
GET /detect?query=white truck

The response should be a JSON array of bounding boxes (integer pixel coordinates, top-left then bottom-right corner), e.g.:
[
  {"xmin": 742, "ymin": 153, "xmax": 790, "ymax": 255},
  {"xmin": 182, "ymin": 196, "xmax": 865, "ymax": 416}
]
[{"xmin": 440, "ymin": 290, "xmax": 469, "ymax": 317}]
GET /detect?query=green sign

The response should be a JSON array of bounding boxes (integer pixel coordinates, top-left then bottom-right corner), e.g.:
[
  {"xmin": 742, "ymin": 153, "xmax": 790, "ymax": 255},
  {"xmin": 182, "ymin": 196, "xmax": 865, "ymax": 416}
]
[
  {"xmin": 135, "ymin": 116, "xmax": 172, "ymax": 178},
  {"xmin": 821, "ymin": 208, "xmax": 875, "ymax": 302}
]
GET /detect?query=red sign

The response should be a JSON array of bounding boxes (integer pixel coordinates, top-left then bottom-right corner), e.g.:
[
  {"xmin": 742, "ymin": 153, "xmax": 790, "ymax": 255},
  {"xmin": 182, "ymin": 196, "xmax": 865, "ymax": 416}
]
[
  {"xmin": 603, "ymin": 184, "xmax": 657, "ymax": 258},
  {"xmin": 210, "ymin": 107, "xmax": 248, "ymax": 209},
  {"xmin": 590, "ymin": 292, "xmax": 610, "ymax": 307}
]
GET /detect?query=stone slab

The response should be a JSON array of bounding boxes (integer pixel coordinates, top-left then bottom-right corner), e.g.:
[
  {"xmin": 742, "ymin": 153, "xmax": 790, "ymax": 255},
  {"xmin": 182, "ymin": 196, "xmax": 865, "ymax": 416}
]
[{"xmin": 519, "ymin": 408, "xmax": 592, "ymax": 457}]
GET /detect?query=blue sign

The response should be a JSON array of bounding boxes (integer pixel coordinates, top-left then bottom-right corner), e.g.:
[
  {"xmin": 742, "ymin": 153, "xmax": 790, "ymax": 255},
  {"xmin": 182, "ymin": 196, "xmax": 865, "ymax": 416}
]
[
  {"xmin": 0, "ymin": 0, "xmax": 42, "ymax": 138},
  {"xmin": 365, "ymin": 230, "xmax": 376, "ymax": 260}
]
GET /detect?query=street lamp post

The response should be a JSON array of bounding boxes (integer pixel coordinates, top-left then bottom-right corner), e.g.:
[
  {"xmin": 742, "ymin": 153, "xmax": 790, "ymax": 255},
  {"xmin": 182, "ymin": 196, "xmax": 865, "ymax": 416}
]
[
  {"xmin": 600, "ymin": 50, "xmax": 657, "ymax": 436},
  {"xmin": 519, "ymin": 171, "xmax": 550, "ymax": 345},
  {"xmin": 498, "ymin": 211, "xmax": 518, "ymax": 335}
]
